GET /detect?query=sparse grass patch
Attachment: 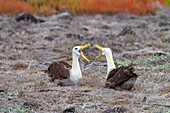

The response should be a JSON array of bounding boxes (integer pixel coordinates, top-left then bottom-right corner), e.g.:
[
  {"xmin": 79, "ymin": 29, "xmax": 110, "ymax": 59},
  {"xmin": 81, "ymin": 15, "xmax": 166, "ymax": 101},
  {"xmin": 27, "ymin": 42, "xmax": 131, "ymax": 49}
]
[
  {"xmin": 18, "ymin": 49, "xmax": 28, "ymax": 54},
  {"xmin": 7, "ymin": 91, "xmax": 19, "ymax": 100},
  {"xmin": 144, "ymin": 55, "xmax": 169, "ymax": 64},
  {"xmin": 135, "ymin": 64, "xmax": 169, "ymax": 71},
  {"xmin": 1, "ymin": 90, "xmax": 31, "ymax": 113},
  {"xmin": 161, "ymin": 36, "xmax": 170, "ymax": 43},
  {"xmin": 115, "ymin": 55, "xmax": 170, "ymax": 71},
  {"xmin": 2, "ymin": 104, "xmax": 30, "ymax": 113},
  {"xmin": 115, "ymin": 59, "xmax": 132, "ymax": 67}
]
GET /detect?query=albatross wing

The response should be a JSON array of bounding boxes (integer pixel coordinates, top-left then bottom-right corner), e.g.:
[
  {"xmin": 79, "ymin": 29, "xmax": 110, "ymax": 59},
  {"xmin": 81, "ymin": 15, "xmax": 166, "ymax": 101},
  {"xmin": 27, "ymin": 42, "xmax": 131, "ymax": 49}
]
[
  {"xmin": 48, "ymin": 61, "xmax": 71, "ymax": 82},
  {"xmin": 106, "ymin": 65, "xmax": 138, "ymax": 90}
]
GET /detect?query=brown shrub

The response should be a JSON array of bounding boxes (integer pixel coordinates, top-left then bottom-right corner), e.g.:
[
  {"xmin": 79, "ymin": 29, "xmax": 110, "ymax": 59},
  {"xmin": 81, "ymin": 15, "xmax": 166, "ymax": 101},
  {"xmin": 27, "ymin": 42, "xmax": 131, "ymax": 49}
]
[{"xmin": 0, "ymin": 0, "xmax": 35, "ymax": 15}]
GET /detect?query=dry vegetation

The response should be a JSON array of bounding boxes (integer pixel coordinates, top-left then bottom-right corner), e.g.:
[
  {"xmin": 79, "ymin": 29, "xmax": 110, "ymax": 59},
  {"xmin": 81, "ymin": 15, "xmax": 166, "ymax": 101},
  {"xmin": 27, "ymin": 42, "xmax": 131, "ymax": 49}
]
[
  {"xmin": 0, "ymin": 0, "xmax": 35, "ymax": 15},
  {"xmin": 0, "ymin": 0, "xmax": 168, "ymax": 16},
  {"xmin": 0, "ymin": 7, "xmax": 170, "ymax": 113}
]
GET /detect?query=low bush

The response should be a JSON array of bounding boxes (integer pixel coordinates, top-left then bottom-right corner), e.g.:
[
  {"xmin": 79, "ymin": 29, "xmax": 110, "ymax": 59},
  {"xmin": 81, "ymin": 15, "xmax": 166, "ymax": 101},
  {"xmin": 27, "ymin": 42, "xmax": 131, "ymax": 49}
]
[
  {"xmin": 0, "ymin": 0, "xmax": 35, "ymax": 15},
  {"xmin": 0, "ymin": 0, "xmax": 168, "ymax": 15},
  {"xmin": 58, "ymin": 0, "xmax": 167, "ymax": 15}
]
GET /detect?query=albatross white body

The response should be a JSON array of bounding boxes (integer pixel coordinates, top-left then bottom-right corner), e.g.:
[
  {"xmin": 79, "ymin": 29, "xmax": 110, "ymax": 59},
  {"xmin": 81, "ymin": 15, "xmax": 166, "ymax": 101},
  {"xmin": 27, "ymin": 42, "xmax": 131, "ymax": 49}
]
[
  {"xmin": 69, "ymin": 52, "xmax": 82, "ymax": 82},
  {"xmin": 68, "ymin": 44, "xmax": 90, "ymax": 82},
  {"xmin": 103, "ymin": 48, "xmax": 116, "ymax": 79}
]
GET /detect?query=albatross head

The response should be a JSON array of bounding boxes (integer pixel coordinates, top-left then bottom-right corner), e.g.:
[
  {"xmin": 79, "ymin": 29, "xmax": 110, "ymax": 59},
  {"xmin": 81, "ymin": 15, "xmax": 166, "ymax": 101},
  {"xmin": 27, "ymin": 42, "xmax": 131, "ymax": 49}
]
[
  {"xmin": 72, "ymin": 44, "xmax": 91, "ymax": 62},
  {"xmin": 94, "ymin": 45, "xmax": 116, "ymax": 78},
  {"xmin": 94, "ymin": 45, "xmax": 112, "ymax": 58}
]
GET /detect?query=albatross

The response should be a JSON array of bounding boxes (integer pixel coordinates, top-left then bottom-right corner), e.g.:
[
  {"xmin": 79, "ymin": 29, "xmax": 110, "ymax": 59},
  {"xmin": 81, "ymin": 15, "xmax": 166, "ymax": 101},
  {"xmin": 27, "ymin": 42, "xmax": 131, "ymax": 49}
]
[
  {"xmin": 47, "ymin": 44, "xmax": 90, "ymax": 85},
  {"xmin": 94, "ymin": 45, "xmax": 138, "ymax": 90}
]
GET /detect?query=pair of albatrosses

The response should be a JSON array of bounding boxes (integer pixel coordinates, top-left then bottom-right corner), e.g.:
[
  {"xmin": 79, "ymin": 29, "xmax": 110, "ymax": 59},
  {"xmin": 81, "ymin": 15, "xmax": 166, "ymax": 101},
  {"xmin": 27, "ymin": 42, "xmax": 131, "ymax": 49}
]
[{"xmin": 47, "ymin": 44, "xmax": 138, "ymax": 90}]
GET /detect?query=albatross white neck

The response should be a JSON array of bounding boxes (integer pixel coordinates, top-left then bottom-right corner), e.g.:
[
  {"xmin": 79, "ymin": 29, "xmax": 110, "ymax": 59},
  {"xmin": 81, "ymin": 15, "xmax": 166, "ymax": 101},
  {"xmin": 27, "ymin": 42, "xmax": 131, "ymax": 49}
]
[
  {"xmin": 104, "ymin": 49, "xmax": 116, "ymax": 79},
  {"xmin": 69, "ymin": 52, "xmax": 82, "ymax": 82}
]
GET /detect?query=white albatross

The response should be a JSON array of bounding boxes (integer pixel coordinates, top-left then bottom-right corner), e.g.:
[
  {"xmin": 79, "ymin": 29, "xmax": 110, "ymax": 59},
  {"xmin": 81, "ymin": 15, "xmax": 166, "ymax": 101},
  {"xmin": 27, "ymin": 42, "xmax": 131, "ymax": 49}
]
[
  {"xmin": 47, "ymin": 44, "xmax": 91, "ymax": 85},
  {"xmin": 95, "ymin": 45, "xmax": 138, "ymax": 90}
]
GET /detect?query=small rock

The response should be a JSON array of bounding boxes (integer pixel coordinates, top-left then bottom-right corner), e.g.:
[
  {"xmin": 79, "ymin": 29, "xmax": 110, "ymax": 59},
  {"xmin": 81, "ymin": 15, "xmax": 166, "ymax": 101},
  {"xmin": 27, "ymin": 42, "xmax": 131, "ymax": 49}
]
[
  {"xmin": 141, "ymin": 96, "xmax": 147, "ymax": 103},
  {"xmin": 82, "ymin": 26, "xmax": 89, "ymax": 31},
  {"xmin": 15, "ymin": 13, "xmax": 45, "ymax": 23},
  {"xmin": 65, "ymin": 33, "xmax": 84, "ymax": 41},
  {"xmin": 138, "ymin": 47, "xmax": 169, "ymax": 56},
  {"xmin": 0, "ymin": 89, "xmax": 5, "ymax": 92},
  {"xmin": 159, "ymin": 21, "xmax": 170, "ymax": 26},
  {"xmin": 86, "ymin": 36, "xmax": 94, "ymax": 41},
  {"xmin": 114, "ymin": 13, "xmax": 127, "ymax": 20},
  {"xmin": 137, "ymin": 23, "xmax": 147, "ymax": 28},
  {"xmin": 102, "ymin": 25, "xmax": 110, "ymax": 29},
  {"xmin": 117, "ymin": 26, "xmax": 136, "ymax": 37},
  {"xmin": 154, "ymin": 27, "xmax": 169, "ymax": 32},
  {"xmin": 66, "ymin": 33, "xmax": 76, "ymax": 38},
  {"xmin": 96, "ymin": 34, "xmax": 110, "ymax": 40},
  {"xmin": 77, "ymin": 34, "xmax": 84, "ymax": 41},
  {"xmin": 12, "ymin": 63, "xmax": 28, "ymax": 70},
  {"xmin": 23, "ymin": 101, "xmax": 39, "ymax": 109},
  {"xmin": 127, "ymin": 15, "xmax": 139, "ymax": 19},
  {"xmin": 55, "ymin": 12, "xmax": 72, "ymax": 20},
  {"xmin": 54, "ymin": 38, "xmax": 63, "ymax": 43},
  {"xmin": 95, "ymin": 14, "xmax": 102, "ymax": 19},
  {"xmin": 104, "ymin": 107, "xmax": 127, "ymax": 113},
  {"xmin": 44, "ymin": 36, "xmax": 54, "ymax": 41},
  {"xmin": 63, "ymin": 107, "xmax": 76, "ymax": 113}
]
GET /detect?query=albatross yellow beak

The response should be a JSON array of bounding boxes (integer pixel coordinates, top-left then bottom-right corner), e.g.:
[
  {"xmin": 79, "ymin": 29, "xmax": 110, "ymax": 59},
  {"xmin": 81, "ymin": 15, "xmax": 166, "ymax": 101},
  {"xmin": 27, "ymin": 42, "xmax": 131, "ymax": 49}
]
[
  {"xmin": 80, "ymin": 53, "xmax": 90, "ymax": 62},
  {"xmin": 80, "ymin": 44, "xmax": 91, "ymax": 50},
  {"xmin": 94, "ymin": 45, "xmax": 103, "ymax": 59},
  {"xmin": 80, "ymin": 44, "xmax": 91, "ymax": 62},
  {"xmin": 94, "ymin": 45, "xmax": 103, "ymax": 51},
  {"xmin": 95, "ymin": 54, "xmax": 103, "ymax": 59}
]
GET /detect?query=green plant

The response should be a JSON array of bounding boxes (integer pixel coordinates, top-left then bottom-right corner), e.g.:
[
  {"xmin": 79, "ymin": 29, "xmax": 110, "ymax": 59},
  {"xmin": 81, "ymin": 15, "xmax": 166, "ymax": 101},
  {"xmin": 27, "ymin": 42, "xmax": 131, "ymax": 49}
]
[
  {"xmin": 164, "ymin": 63, "xmax": 170, "ymax": 69},
  {"xmin": 135, "ymin": 64, "xmax": 169, "ymax": 71},
  {"xmin": 24, "ymin": 50, "xmax": 28, "ymax": 54},
  {"xmin": 18, "ymin": 49, "xmax": 28, "ymax": 54},
  {"xmin": 115, "ymin": 59, "xmax": 133, "ymax": 67},
  {"xmin": 161, "ymin": 36, "xmax": 170, "ymax": 43},
  {"xmin": 133, "ymin": 60, "xmax": 138, "ymax": 64},
  {"xmin": 165, "ymin": 0, "xmax": 170, "ymax": 6},
  {"xmin": 135, "ymin": 65, "xmax": 150, "ymax": 71},
  {"xmin": 145, "ymin": 55, "xmax": 169, "ymax": 64},
  {"xmin": 2, "ymin": 105, "xmax": 29, "ymax": 113},
  {"xmin": 114, "ymin": 54, "xmax": 170, "ymax": 71},
  {"xmin": 7, "ymin": 91, "xmax": 19, "ymax": 100}
]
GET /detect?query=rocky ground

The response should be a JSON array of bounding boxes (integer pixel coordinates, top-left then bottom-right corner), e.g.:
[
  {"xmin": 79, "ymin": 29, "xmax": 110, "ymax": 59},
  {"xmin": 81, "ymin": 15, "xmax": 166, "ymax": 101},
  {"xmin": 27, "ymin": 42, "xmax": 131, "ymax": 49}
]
[{"xmin": 0, "ymin": 8, "xmax": 170, "ymax": 113}]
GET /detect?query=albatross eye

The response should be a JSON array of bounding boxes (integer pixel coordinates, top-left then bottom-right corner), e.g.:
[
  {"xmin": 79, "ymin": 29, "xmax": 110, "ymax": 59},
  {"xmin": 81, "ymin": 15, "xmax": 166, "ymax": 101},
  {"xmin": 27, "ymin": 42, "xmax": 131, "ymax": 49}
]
[{"xmin": 75, "ymin": 48, "xmax": 77, "ymax": 50}]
